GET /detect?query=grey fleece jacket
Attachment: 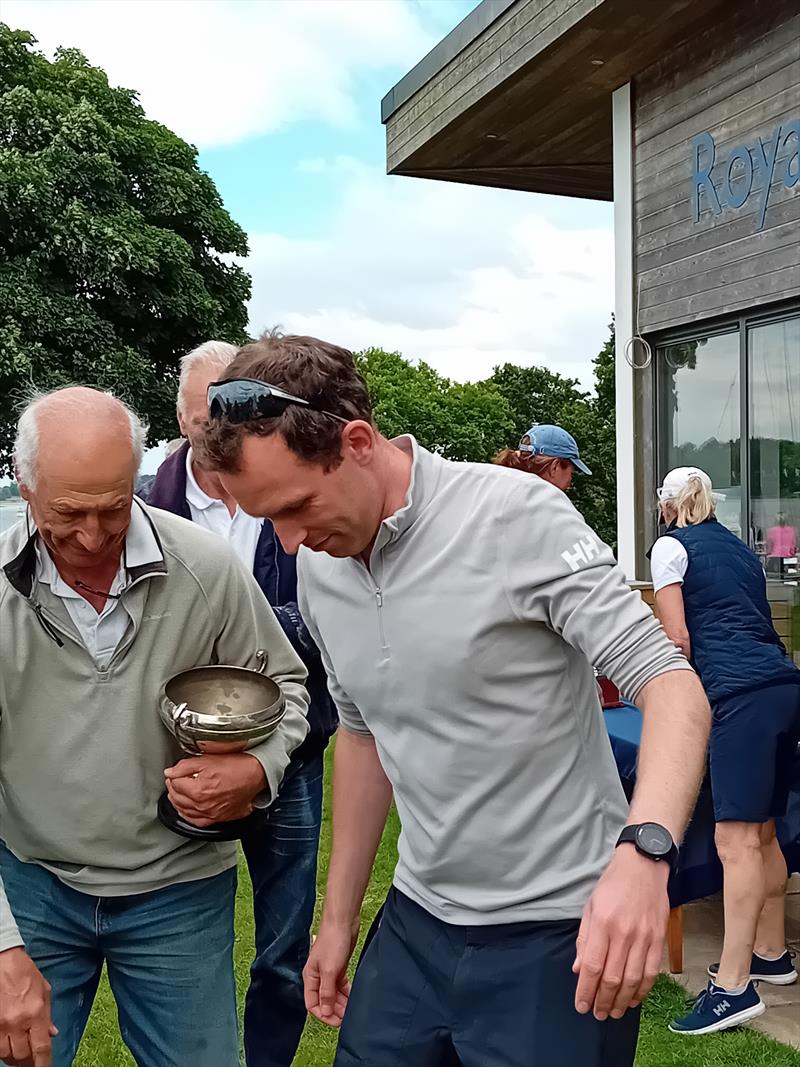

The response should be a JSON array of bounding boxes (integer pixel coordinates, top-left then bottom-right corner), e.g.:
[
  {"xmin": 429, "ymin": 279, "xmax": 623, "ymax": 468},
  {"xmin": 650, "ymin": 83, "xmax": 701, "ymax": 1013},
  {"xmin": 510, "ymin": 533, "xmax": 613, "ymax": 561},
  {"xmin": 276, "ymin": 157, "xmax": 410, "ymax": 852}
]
[
  {"xmin": 0, "ymin": 503, "xmax": 309, "ymax": 952},
  {"xmin": 298, "ymin": 437, "xmax": 691, "ymax": 925}
]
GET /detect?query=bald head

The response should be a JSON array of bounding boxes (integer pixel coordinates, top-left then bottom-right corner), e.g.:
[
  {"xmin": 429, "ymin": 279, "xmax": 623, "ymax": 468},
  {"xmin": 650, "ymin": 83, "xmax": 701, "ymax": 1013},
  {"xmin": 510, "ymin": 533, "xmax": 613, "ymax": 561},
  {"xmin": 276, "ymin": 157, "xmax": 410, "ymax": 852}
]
[
  {"xmin": 14, "ymin": 387, "xmax": 147, "ymax": 491},
  {"xmin": 14, "ymin": 387, "xmax": 149, "ymax": 571}
]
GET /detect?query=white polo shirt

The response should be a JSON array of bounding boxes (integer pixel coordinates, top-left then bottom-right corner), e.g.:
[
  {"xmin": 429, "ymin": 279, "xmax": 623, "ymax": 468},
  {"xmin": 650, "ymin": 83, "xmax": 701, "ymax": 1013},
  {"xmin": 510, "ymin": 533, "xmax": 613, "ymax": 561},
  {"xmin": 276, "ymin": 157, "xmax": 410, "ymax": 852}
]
[
  {"xmin": 35, "ymin": 502, "xmax": 162, "ymax": 670},
  {"xmin": 185, "ymin": 447, "xmax": 263, "ymax": 571},
  {"xmin": 649, "ymin": 536, "xmax": 689, "ymax": 592}
]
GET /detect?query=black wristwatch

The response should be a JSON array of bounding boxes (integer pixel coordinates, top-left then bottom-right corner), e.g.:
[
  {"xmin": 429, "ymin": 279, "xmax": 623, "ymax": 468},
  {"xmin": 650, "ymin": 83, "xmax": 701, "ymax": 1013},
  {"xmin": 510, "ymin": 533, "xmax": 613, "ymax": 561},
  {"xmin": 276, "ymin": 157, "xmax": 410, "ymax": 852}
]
[{"xmin": 616, "ymin": 823, "xmax": 678, "ymax": 870}]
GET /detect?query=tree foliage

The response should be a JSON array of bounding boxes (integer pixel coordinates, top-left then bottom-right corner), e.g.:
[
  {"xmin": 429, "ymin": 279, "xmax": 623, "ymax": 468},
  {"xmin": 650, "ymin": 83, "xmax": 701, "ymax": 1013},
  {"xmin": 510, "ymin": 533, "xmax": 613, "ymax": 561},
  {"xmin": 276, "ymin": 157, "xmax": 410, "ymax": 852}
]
[
  {"xmin": 0, "ymin": 25, "xmax": 251, "ymax": 472},
  {"xmin": 357, "ymin": 347, "xmax": 515, "ymax": 464},
  {"xmin": 357, "ymin": 324, "xmax": 617, "ymax": 549},
  {"xmin": 488, "ymin": 323, "xmax": 617, "ymax": 547}
]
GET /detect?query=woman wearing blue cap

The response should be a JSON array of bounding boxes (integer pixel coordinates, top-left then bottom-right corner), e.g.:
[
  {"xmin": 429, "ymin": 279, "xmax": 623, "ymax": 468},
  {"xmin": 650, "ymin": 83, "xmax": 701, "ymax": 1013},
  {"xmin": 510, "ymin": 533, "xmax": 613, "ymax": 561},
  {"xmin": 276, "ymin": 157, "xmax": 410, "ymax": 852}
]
[{"xmin": 493, "ymin": 424, "xmax": 592, "ymax": 492}]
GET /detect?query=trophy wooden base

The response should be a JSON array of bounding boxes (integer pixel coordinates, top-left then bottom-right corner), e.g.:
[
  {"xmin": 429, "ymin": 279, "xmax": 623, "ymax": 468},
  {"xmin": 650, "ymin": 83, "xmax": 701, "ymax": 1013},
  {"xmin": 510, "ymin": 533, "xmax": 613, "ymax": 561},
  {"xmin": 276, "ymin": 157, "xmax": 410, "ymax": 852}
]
[{"xmin": 157, "ymin": 791, "xmax": 262, "ymax": 841}]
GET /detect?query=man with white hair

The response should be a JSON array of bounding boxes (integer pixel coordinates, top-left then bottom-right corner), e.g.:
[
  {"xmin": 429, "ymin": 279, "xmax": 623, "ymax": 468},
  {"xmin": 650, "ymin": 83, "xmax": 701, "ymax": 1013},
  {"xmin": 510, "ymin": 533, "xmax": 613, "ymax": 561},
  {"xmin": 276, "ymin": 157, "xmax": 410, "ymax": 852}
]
[
  {"xmin": 144, "ymin": 342, "xmax": 338, "ymax": 1067},
  {"xmin": 0, "ymin": 386, "xmax": 310, "ymax": 1067}
]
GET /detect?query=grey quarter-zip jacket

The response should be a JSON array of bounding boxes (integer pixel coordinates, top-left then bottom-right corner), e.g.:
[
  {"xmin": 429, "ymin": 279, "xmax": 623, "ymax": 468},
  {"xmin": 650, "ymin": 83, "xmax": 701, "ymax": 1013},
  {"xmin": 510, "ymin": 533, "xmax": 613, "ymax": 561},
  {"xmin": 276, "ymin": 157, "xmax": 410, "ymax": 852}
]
[
  {"xmin": 298, "ymin": 437, "xmax": 691, "ymax": 925},
  {"xmin": 0, "ymin": 503, "xmax": 309, "ymax": 952}
]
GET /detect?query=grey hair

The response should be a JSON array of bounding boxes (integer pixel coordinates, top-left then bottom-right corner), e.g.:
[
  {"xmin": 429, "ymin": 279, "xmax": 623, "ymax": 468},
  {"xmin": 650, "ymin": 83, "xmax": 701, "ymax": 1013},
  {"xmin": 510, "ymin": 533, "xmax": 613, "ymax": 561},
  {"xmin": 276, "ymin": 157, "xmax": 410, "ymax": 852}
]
[
  {"xmin": 13, "ymin": 387, "xmax": 149, "ymax": 490},
  {"xmin": 177, "ymin": 340, "xmax": 239, "ymax": 414}
]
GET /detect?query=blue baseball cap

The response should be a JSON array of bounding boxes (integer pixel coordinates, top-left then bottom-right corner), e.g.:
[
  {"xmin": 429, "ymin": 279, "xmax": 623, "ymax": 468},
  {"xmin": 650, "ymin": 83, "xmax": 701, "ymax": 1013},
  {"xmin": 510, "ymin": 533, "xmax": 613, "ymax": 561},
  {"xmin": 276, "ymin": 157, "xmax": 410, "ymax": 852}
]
[{"xmin": 518, "ymin": 424, "xmax": 592, "ymax": 476}]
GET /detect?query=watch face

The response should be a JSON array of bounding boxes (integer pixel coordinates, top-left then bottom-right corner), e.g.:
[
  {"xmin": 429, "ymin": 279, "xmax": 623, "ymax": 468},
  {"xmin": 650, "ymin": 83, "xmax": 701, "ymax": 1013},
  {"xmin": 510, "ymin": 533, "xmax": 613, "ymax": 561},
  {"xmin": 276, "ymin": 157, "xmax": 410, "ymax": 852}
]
[{"xmin": 635, "ymin": 822, "xmax": 672, "ymax": 857}]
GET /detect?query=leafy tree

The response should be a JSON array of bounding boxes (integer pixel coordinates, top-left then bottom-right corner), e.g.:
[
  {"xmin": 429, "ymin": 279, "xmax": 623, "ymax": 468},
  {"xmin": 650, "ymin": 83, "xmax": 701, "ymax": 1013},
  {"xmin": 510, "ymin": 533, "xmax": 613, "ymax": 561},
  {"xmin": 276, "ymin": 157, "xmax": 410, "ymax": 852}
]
[
  {"xmin": 487, "ymin": 324, "xmax": 617, "ymax": 547},
  {"xmin": 577, "ymin": 323, "xmax": 617, "ymax": 548},
  {"xmin": 356, "ymin": 330, "xmax": 618, "ymax": 548},
  {"xmin": 357, "ymin": 347, "xmax": 515, "ymax": 463},
  {"xmin": 489, "ymin": 362, "xmax": 589, "ymax": 443},
  {"xmin": 0, "ymin": 25, "xmax": 250, "ymax": 472},
  {"xmin": 593, "ymin": 319, "xmax": 615, "ymax": 425}
]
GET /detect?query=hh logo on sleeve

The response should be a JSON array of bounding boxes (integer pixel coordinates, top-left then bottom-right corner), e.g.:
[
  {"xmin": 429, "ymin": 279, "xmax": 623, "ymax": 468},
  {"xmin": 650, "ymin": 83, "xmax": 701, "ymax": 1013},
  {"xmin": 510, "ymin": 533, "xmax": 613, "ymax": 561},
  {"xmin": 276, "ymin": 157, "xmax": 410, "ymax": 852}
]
[{"xmin": 561, "ymin": 535, "xmax": 602, "ymax": 573}]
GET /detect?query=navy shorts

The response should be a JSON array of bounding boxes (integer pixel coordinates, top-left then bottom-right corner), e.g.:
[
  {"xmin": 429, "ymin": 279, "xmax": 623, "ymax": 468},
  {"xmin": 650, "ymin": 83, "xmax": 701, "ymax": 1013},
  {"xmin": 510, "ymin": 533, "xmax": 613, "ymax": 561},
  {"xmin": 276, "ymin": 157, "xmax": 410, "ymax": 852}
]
[
  {"xmin": 336, "ymin": 888, "xmax": 639, "ymax": 1067},
  {"xmin": 710, "ymin": 682, "xmax": 800, "ymax": 823}
]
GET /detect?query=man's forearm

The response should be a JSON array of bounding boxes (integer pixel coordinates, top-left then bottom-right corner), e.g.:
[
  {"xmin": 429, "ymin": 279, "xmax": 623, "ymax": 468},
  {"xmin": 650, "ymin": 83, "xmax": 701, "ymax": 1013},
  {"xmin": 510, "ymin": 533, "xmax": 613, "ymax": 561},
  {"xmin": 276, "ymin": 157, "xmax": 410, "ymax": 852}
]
[
  {"xmin": 322, "ymin": 729, "xmax": 393, "ymax": 927},
  {"xmin": 629, "ymin": 669, "xmax": 711, "ymax": 841},
  {"xmin": 248, "ymin": 688, "xmax": 309, "ymax": 803}
]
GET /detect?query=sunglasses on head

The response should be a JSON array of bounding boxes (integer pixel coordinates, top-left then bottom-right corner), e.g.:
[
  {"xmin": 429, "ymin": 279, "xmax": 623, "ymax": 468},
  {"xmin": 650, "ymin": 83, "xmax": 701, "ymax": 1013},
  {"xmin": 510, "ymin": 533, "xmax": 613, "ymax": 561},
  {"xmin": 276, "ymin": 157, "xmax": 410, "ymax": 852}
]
[{"xmin": 207, "ymin": 378, "xmax": 348, "ymax": 426}]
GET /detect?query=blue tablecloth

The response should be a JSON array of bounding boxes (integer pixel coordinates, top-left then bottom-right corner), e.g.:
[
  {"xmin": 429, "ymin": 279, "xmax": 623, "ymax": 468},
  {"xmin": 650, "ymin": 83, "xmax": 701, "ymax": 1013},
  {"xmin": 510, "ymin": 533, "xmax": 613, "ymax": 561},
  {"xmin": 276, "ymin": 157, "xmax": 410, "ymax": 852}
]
[{"xmin": 604, "ymin": 702, "xmax": 800, "ymax": 908}]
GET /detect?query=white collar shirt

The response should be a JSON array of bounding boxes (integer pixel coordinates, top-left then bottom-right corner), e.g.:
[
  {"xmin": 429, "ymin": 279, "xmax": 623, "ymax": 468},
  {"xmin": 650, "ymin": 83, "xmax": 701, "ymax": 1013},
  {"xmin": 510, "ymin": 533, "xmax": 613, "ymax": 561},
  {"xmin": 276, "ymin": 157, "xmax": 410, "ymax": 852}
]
[
  {"xmin": 35, "ymin": 502, "xmax": 162, "ymax": 670},
  {"xmin": 184, "ymin": 447, "xmax": 263, "ymax": 572}
]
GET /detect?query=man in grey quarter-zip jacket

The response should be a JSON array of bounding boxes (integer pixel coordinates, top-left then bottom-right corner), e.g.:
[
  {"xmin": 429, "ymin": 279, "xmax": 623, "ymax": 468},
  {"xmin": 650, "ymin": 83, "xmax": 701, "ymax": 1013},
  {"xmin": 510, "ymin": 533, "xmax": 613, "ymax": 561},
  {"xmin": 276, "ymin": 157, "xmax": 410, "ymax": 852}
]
[
  {"xmin": 200, "ymin": 331, "xmax": 712, "ymax": 1067},
  {"xmin": 0, "ymin": 387, "xmax": 309, "ymax": 1067}
]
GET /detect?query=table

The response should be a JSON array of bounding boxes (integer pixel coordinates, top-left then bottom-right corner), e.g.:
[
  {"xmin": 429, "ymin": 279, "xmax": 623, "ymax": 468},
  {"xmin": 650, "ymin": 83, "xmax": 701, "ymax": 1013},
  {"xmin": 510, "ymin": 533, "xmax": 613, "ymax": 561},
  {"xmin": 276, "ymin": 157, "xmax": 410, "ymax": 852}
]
[{"xmin": 604, "ymin": 701, "xmax": 800, "ymax": 971}]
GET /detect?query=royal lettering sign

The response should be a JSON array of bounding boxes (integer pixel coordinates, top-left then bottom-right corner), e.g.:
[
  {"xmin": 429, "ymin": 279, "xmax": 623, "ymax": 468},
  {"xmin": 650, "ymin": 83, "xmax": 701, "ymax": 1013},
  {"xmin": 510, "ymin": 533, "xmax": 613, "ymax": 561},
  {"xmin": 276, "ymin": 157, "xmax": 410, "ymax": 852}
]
[{"xmin": 691, "ymin": 118, "xmax": 799, "ymax": 230}]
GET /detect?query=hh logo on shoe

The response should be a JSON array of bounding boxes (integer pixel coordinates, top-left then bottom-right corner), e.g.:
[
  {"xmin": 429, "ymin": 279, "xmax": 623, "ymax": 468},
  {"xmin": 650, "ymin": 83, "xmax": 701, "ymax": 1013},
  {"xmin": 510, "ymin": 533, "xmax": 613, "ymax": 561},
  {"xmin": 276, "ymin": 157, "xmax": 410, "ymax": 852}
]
[{"xmin": 712, "ymin": 1000, "xmax": 730, "ymax": 1017}]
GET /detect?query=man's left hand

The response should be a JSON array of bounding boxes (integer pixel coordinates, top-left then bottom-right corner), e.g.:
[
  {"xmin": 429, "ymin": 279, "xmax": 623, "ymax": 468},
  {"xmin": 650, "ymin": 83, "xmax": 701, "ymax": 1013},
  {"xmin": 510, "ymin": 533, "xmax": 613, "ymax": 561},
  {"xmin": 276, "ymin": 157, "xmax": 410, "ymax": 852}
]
[
  {"xmin": 572, "ymin": 844, "xmax": 670, "ymax": 1021},
  {"xmin": 164, "ymin": 754, "xmax": 267, "ymax": 826}
]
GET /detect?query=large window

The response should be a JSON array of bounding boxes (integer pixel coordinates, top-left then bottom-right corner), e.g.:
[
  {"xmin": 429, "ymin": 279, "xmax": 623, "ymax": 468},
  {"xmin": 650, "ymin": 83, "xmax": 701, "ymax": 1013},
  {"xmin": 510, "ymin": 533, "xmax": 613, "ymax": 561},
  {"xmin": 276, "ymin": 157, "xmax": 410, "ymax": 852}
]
[
  {"xmin": 749, "ymin": 317, "xmax": 800, "ymax": 579},
  {"xmin": 658, "ymin": 331, "xmax": 742, "ymax": 537},
  {"xmin": 657, "ymin": 307, "xmax": 800, "ymax": 579}
]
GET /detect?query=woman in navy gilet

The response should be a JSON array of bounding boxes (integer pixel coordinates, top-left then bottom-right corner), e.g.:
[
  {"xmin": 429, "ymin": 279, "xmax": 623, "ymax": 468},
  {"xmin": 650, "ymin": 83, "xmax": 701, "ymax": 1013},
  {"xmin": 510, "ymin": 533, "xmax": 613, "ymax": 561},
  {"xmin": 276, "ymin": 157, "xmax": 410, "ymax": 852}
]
[{"xmin": 651, "ymin": 466, "xmax": 800, "ymax": 1036}]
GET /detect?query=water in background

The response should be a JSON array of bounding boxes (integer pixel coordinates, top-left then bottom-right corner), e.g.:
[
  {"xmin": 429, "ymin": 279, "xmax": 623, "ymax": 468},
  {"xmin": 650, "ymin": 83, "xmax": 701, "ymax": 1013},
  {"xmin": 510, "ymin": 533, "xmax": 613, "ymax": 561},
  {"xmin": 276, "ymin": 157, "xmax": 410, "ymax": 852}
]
[{"xmin": 0, "ymin": 500, "xmax": 25, "ymax": 535}]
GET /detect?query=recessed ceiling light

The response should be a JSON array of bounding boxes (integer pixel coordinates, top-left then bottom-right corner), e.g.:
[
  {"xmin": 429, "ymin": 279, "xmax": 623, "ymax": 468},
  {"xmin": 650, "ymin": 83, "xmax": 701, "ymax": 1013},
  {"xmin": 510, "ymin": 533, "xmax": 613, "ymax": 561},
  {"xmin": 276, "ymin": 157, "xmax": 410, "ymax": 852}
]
[{"xmin": 591, "ymin": 59, "xmax": 604, "ymax": 66}]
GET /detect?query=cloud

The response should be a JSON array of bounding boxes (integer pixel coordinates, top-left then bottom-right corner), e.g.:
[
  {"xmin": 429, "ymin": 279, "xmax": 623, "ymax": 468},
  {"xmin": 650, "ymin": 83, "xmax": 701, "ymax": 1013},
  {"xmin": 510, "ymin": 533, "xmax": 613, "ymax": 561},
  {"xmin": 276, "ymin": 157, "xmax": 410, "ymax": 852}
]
[
  {"xmin": 3, "ymin": 0, "xmax": 437, "ymax": 148},
  {"xmin": 244, "ymin": 160, "xmax": 613, "ymax": 388},
  {"xmin": 3, "ymin": 0, "xmax": 614, "ymax": 389}
]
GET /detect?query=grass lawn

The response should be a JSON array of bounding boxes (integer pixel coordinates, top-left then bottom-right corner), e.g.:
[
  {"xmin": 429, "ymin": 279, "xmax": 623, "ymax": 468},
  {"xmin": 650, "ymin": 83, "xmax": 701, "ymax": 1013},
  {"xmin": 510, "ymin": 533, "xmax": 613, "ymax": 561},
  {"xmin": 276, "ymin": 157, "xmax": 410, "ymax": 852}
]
[{"xmin": 75, "ymin": 750, "xmax": 800, "ymax": 1067}]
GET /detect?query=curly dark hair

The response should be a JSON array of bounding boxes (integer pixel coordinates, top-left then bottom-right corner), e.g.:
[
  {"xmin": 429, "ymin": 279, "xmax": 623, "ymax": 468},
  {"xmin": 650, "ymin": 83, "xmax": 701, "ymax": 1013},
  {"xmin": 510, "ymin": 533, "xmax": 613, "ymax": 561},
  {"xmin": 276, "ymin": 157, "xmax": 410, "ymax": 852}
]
[{"xmin": 198, "ymin": 330, "xmax": 373, "ymax": 473}]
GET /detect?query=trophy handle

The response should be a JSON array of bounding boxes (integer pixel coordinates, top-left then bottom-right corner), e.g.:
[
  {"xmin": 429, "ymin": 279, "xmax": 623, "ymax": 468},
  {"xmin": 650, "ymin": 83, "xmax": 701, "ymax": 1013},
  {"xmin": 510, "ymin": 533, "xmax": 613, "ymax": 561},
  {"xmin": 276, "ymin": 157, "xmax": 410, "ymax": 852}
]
[
  {"xmin": 171, "ymin": 701, "xmax": 189, "ymax": 723},
  {"xmin": 255, "ymin": 649, "xmax": 268, "ymax": 674},
  {"xmin": 171, "ymin": 702, "xmax": 196, "ymax": 753}
]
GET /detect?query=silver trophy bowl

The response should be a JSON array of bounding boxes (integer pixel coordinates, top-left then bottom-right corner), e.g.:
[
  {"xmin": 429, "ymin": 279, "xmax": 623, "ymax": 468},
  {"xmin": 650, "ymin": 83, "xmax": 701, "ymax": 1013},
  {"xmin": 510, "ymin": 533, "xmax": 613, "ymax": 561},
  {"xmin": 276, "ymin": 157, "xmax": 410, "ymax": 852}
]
[
  {"xmin": 159, "ymin": 650, "xmax": 285, "ymax": 755},
  {"xmin": 157, "ymin": 650, "xmax": 285, "ymax": 841}
]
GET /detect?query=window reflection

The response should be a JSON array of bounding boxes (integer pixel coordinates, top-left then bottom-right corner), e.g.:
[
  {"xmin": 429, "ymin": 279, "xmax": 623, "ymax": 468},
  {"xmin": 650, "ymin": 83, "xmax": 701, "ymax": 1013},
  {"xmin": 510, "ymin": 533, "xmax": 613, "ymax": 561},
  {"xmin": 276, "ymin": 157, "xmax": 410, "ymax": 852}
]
[
  {"xmin": 749, "ymin": 317, "xmax": 800, "ymax": 581},
  {"xmin": 659, "ymin": 331, "xmax": 742, "ymax": 536}
]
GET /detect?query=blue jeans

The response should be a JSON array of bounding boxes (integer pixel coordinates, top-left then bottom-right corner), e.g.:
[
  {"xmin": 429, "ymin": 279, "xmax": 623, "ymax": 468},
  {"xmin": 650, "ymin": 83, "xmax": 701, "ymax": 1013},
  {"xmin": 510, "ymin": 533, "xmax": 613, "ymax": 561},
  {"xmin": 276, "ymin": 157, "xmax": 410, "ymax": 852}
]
[
  {"xmin": 0, "ymin": 843, "xmax": 239, "ymax": 1067},
  {"xmin": 241, "ymin": 753, "xmax": 324, "ymax": 1067}
]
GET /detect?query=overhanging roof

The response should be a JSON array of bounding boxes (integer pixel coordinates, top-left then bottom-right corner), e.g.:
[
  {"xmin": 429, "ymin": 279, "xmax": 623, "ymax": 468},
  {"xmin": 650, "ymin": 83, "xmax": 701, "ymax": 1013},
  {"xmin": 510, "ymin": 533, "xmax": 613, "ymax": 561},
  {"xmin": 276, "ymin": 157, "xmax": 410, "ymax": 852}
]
[
  {"xmin": 381, "ymin": 0, "xmax": 517, "ymax": 123},
  {"xmin": 382, "ymin": 0, "xmax": 731, "ymax": 201}
]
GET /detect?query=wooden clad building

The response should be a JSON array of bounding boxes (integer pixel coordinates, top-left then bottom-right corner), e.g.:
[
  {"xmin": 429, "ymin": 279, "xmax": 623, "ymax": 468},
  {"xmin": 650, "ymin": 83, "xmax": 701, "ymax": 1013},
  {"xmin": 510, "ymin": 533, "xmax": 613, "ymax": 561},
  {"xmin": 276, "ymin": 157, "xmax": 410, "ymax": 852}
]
[{"xmin": 383, "ymin": 0, "xmax": 800, "ymax": 658}]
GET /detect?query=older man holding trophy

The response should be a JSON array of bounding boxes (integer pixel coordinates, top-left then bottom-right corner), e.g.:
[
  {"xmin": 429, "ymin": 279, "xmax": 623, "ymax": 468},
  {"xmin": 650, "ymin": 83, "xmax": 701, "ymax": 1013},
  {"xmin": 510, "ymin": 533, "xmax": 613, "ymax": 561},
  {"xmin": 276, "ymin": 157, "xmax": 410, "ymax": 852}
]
[{"xmin": 0, "ymin": 387, "xmax": 309, "ymax": 1067}]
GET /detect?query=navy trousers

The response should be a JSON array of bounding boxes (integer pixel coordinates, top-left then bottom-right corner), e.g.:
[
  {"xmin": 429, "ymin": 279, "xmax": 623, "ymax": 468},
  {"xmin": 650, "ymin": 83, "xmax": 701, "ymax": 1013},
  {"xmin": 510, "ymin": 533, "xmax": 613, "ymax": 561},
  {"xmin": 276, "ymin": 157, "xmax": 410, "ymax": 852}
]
[
  {"xmin": 337, "ymin": 888, "xmax": 640, "ymax": 1067},
  {"xmin": 241, "ymin": 753, "xmax": 324, "ymax": 1067}
]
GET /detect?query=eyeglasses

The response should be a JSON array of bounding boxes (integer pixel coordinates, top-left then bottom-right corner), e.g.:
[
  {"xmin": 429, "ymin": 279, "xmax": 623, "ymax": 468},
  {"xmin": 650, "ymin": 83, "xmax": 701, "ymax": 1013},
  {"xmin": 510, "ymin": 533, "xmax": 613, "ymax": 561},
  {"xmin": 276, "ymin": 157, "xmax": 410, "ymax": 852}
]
[{"xmin": 207, "ymin": 378, "xmax": 348, "ymax": 426}]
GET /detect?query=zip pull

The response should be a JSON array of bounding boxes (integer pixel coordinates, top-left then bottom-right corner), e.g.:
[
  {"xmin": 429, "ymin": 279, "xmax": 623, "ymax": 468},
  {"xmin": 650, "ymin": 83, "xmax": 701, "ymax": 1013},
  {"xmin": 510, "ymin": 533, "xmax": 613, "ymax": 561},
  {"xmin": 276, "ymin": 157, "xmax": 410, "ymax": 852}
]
[
  {"xmin": 33, "ymin": 604, "xmax": 64, "ymax": 647},
  {"xmin": 374, "ymin": 585, "xmax": 388, "ymax": 651}
]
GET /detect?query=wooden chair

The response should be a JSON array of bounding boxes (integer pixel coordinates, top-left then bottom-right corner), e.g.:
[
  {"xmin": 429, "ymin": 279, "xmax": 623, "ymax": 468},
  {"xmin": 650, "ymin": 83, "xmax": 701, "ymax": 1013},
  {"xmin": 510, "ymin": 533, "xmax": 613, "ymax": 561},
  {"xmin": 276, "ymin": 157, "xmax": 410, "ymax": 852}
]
[{"xmin": 667, "ymin": 906, "xmax": 683, "ymax": 973}]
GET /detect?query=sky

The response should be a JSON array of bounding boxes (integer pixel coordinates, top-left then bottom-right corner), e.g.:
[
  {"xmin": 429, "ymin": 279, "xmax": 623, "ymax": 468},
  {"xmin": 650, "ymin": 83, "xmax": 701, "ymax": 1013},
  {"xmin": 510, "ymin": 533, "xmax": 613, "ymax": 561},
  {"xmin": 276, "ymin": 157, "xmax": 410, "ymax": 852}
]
[{"xmin": 4, "ymin": 0, "xmax": 614, "ymax": 471}]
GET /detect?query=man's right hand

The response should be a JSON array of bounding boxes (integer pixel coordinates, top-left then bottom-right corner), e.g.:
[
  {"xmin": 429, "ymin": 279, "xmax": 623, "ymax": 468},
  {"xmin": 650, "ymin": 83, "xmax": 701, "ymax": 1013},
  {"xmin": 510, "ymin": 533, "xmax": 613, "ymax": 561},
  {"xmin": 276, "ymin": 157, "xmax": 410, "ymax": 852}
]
[
  {"xmin": 303, "ymin": 918, "xmax": 360, "ymax": 1028},
  {"xmin": 0, "ymin": 948, "xmax": 57, "ymax": 1067}
]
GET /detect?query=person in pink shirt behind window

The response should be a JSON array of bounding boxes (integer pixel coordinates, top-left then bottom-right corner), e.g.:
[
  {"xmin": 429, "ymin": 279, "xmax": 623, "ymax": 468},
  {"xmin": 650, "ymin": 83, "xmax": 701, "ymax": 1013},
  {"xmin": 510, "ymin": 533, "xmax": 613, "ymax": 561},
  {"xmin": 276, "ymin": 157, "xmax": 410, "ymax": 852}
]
[{"xmin": 766, "ymin": 515, "xmax": 797, "ymax": 560}]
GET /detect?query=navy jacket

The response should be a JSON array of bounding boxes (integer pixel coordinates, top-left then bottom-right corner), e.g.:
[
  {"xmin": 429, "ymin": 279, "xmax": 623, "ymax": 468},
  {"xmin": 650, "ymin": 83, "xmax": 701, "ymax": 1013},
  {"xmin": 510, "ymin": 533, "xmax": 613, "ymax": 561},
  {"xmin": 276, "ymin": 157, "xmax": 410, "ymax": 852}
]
[
  {"xmin": 141, "ymin": 443, "xmax": 337, "ymax": 760},
  {"xmin": 661, "ymin": 518, "xmax": 799, "ymax": 704}
]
